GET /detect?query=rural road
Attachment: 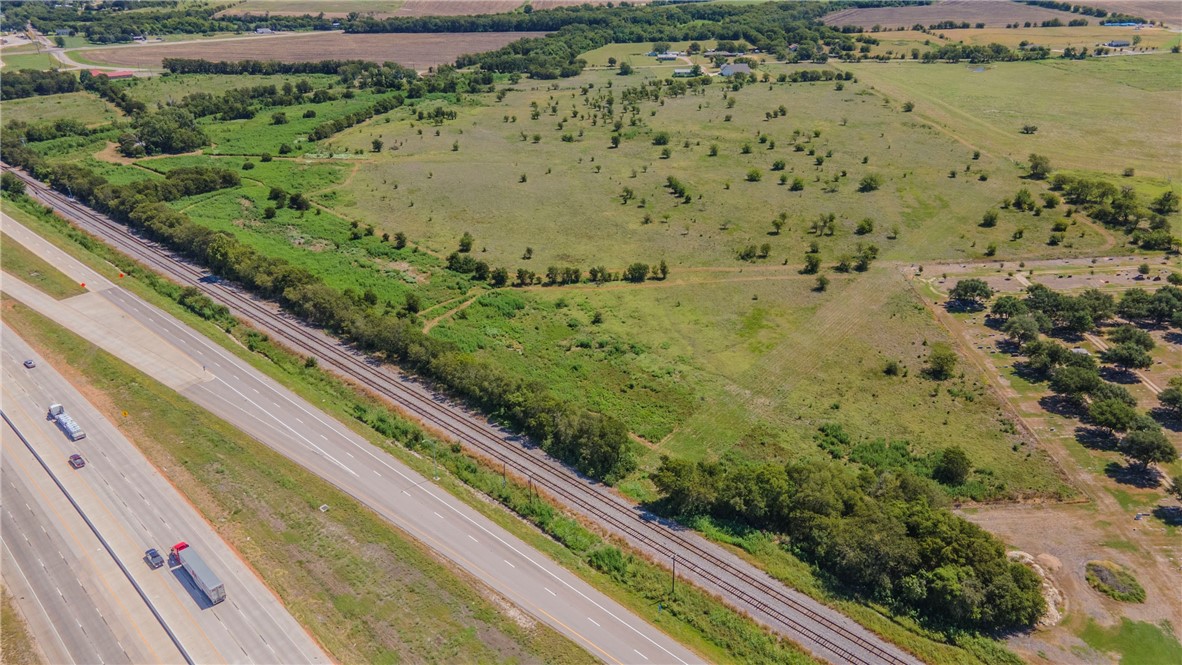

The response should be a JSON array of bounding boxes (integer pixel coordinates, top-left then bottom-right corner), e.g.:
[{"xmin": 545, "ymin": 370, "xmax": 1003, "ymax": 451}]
[
  {"xmin": 4, "ymin": 165, "xmax": 921, "ymax": 665},
  {"xmin": 1, "ymin": 325, "xmax": 331, "ymax": 664},
  {"xmin": 0, "ymin": 213, "xmax": 703, "ymax": 665}
]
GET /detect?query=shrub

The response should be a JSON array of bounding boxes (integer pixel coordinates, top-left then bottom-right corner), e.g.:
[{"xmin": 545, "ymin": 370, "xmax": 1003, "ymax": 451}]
[
  {"xmin": 1085, "ymin": 561, "xmax": 1145, "ymax": 603},
  {"xmin": 858, "ymin": 174, "xmax": 882, "ymax": 192}
]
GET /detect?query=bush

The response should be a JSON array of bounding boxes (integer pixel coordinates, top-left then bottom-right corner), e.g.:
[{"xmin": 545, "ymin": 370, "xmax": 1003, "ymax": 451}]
[
  {"xmin": 858, "ymin": 174, "xmax": 882, "ymax": 192},
  {"xmin": 1085, "ymin": 561, "xmax": 1145, "ymax": 603}
]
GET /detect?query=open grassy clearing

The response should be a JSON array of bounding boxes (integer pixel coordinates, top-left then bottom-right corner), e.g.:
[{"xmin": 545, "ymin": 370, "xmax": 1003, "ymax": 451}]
[
  {"xmin": 0, "ymin": 296, "xmax": 592, "ymax": 665},
  {"xmin": 0, "ymin": 586, "xmax": 42, "ymax": 665},
  {"xmin": 331, "ymin": 65, "xmax": 1111, "ymax": 271},
  {"xmin": 844, "ymin": 55, "xmax": 1182, "ymax": 180},
  {"xmin": 0, "ymin": 52, "xmax": 57, "ymax": 71},
  {"xmin": 0, "ymin": 232, "xmax": 86, "ymax": 299},
  {"xmin": 1079, "ymin": 618, "xmax": 1182, "ymax": 664},
  {"xmin": 81, "ymin": 31, "xmax": 546, "ymax": 71},
  {"xmin": 0, "ymin": 91, "xmax": 122, "ymax": 126}
]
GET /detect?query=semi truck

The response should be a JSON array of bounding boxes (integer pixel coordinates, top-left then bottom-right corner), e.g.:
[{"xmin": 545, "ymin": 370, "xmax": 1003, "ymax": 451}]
[
  {"xmin": 47, "ymin": 404, "xmax": 86, "ymax": 441},
  {"xmin": 171, "ymin": 542, "xmax": 226, "ymax": 606}
]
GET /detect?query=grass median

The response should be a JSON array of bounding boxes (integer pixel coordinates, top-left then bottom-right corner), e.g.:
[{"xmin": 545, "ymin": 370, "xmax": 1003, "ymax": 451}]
[{"xmin": 0, "ymin": 232, "xmax": 85, "ymax": 300}]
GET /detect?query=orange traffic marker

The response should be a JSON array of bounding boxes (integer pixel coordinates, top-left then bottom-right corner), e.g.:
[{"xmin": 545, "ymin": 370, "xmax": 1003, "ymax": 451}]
[{"xmin": 80, "ymin": 282, "xmax": 86, "ymax": 288}]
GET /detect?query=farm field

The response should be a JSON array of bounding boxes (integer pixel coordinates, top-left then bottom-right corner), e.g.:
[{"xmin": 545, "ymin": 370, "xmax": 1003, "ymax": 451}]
[
  {"xmin": 217, "ymin": 1, "xmax": 405, "ymax": 17},
  {"xmin": 79, "ymin": 31, "xmax": 546, "ymax": 70},
  {"xmin": 939, "ymin": 25, "xmax": 1181, "ymax": 51},
  {"xmin": 1086, "ymin": 1, "xmax": 1182, "ymax": 25},
  {"xmin": 823, "ymin": 0, "xmax": 1082, "ymax": 28}
]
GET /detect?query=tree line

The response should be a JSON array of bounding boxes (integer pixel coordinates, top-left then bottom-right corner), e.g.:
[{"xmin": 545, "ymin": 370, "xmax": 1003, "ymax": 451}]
[
  {"xmin": 1, "ymin": 69, "xmax": 80, "ymax": 101},
  {"xmin": 651, "ymin": 450, "xmax": 1046, "ymax": 632},
  {"xmin": 0, "ymin": 141, "xmax": 638, "ymax": 484}
]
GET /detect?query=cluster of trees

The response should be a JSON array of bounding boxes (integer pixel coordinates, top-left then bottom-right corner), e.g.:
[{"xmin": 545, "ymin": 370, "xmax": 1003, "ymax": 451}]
[
  {"xmin": 972, "ymin": 282, "xmax": 1180, "ymax": 471},
  {"xmin": 1047, "ymin": 173, "xmax": 1178, "ymax": 251},
  {"xmin": 919, "ymin": 42, "xmax": 1050, "ymax": 63},
  {"xmin": 3, "ymin": 118, "xmax": 99, "ymax": 144},
  {"xmin": 118, "ymin": 107, "xmax": 208, "ymax": 157},
  {"xmin": 81, "ymin": 70, "xmax": 147, "ymax": 115},
  {"xmin": 1, "ymin": 69, "xmax": 80, "ymax": 100},
  {"xmin": 651, "ymin": 453, "xmax": 1045, "ymax": 632},
  {"xmin": 0, "ymin": 1, "xmax": 337, "ymax": 44},
  {"xmin": 176, "ymin": 81, "xmax": 319, "ymax": 121},
  {"xmin": 0, "ymin": 140, "xmax": 638, "ymax": 483}
]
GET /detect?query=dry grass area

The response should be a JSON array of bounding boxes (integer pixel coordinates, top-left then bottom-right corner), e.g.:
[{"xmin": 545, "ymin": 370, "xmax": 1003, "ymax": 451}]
[
  {"xmin": 823, "ymin": 0, "xmax": 1079, "ymax": 28},
  {"xmin": 394, "ymin": 0, "xmax": 523, "ymax": 15},
  {"xmin": 81, "ymin": 31, "xmax": 544, "ymax": 70}
]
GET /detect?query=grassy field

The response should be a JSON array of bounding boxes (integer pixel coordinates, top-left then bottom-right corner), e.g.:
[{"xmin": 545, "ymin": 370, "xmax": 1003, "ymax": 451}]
[
  {"xmin": 217, "ymin": 0, "xmax": 405, "ymax": 16},
  {"xmin": 0, "ymin": 295, "xmax": 591, "ymax": 665},
  {"xmin": 844, "ymin": 55, "xmax": 1182, "ymax": 180},
  {"xmin": 1079, "ymin": 618, "xmax": 1182, "ymax": 664},
  {"xmin": 0, "ymin": 586, "xmax": 42, "ymax": 665},
  {"xmin": 0, "ymin": 233, "xmax": 86, "ymax": 299},
  {"xmin": 0, "ymin": 52, "xmax": 57, "ymax": 71},
  {"xmin": 939, "ymin": 25, "xmax": 1181, "ymax": 51}
]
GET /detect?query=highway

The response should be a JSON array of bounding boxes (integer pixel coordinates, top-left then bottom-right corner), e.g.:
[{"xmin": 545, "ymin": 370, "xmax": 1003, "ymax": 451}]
[
  {"xmin": 0, "ymin": 326, "xmax": 330, "ymax": 664},
  {"xmin": 0, "ymin": 212, "xmax": 701, "ymax": 664},
  {"xmin": 5, "ymin": 165, "xmax": 921, "ymax": 664}
]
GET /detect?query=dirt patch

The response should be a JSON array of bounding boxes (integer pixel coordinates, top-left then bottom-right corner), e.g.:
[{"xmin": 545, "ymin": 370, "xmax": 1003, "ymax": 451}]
[
  {"xmin": 376, "ymin": 259, "xmax": 428, "ymax": 283},
  {"xmin": 94, "ymin": 141, "xmax": 138, "ymax": 166},
  {"xmin": 81, "ymin": 31, "xmax": 547, "ymax": 71},
  {"xmin": 823, "ymin": 0, "xmax": 1081, "ymax": 28}
]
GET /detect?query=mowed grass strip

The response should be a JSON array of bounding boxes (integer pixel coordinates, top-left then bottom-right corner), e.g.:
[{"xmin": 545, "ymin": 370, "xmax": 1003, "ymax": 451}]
[
  {"xmin": 0, "ymin": 232, "xmax": 86, "ymax": 299},
  {"xmin": 0, "ymin": 298, "xmax": 592, "ymax": 665},
  {"xmin": 0, "ymin": 586, "xmax": 42, "ymax": 665},
  {"xmin": 0, "ymin": 91, "xmax": 122, "ymax": 127}
]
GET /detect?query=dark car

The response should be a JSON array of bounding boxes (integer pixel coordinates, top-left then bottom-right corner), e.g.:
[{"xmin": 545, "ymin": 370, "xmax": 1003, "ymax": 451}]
[
  {"xmin": 145, "ymin": 548, "xmax": 165, "ymax": 569},
  {"xmin": 68, "ymin": 454, "xmax": 85, "ymax": 469},
  {"xmin": 23, "ymin": 359, "xmax": 36, "ymax": 369}
]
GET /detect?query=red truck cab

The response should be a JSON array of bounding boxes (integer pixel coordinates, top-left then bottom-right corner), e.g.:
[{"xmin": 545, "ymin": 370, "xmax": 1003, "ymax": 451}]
[{"xmin": 170, "ymin": 541, "xmax": 189, "ymax": 562}]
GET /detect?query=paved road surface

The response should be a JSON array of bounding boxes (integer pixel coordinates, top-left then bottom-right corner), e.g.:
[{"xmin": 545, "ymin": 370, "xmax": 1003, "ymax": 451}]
[
  {"xmin": 1, "ymin": 326, "xmax": 330, "ymax": 664},
  {"xmin": 2, "ymin": 171, "xmax": 924, "ymax": 665},
  {"xmin": 1, "ymin": 214, "xmax": 702, "ymax": 664}
]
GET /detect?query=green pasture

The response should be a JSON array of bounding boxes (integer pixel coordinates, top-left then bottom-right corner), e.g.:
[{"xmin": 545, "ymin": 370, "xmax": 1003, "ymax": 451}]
[
  {"xmin": 200, "ymin": 89, "xmax": 393, "ymax": 155},
  {"xmin": 844, "ymin": 55, "xmax": 1182, "ymax": 180},
  {"xmin": 0, "ymin": 91, "xmax": 122, "ymax": 126},
  {"xmin": 0, "ymin": 52, "xmax": 57, "ymax": 71}
]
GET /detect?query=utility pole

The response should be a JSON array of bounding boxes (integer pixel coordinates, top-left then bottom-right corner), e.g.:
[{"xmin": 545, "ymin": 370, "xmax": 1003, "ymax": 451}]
[
  {"xmin": 671, "ymin": 554, "xmax": 676, "ymax": 596},
  {"xmin": 432, "ymin": 440, "xmax": 439, "ymax": 480}
]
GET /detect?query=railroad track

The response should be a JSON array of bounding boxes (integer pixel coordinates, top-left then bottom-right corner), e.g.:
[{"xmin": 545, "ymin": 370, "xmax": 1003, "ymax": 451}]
[{"xmin": 5, "ymin": 166, "xmax": 920, "ymax": 665}]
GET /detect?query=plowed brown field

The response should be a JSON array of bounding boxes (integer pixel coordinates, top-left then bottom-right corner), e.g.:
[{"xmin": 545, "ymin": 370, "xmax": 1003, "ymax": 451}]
[
  {"xmin": 394, "ymin": 1, "xmax": 522, "ymax": 16},
  {"xmin": 823, "ymin": 0, "xmax": 1080, "ymax": 28},
  {"xmin": 80, "ymin": 31, "xmax": 544, "ymax": 70}
]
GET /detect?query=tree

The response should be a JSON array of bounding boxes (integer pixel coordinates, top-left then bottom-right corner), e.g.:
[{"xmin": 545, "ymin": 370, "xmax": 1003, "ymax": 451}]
[
  {"xmin": 856, "ymin": 218, "xmax": 874, "ymax": 235},
  {"xmin": 772, "ymin": 218, "xmax": 785, "ymax": 234},
  {"xmin": 802, "ymin": 253, "xmax": 821, "ymax": 274},
  {"xmin": 1021, "ymin": 124, "xmax": 1038, "ymax": 135},
  {"xmin": 129, "ymin": 108, "xmax": 208, "ymax": 155},
  {"xmin": 933, "ymin": 446, "xmax": 972, "ymax": 485},
  {"xmin": 1152, "ymin": 190, "xmax": 1179, "ymax": 215},
  {"xmin": 1101, "ymin": 343, "xmax": 1153, "ymax": 371},
  {"xmin": 271, "ymin": 112, "xmax": 288, "ymax": 125},
  {"xmin": 1089, "ymin": 399, "xmax": 1138, "ymax": 433},
  {"xmin": 372, "ymin": 138, "xmax": 383, "ymax": 152},
  {"xmin": 0, "ymin": 172, "xmax": 26, "ymax": 196},
  {"xmin": 1003, "ymin": 315, "xmax": 1041, "ymax": 345},
  {"xmin": 949, "ymin": 279, "xmax": 994, "ymax": 308},
  {"xmin": 458, "ymin": 231, "xmax": 474, "ymax": 253},
  {"xmin": 815, "ymin": 274, "xmax": 830, "ymax": 292},
  {"xmin": 925, "ymin": 343, "xmax": 958, "ymax": 380},
  {"xmin": 1158, "ymin": 377, "xmax": 1182, "ymax": 416},
  {"xmin": 902, "ymin": 101, "xmax": 914, "ymax": 112},
  {"xmin": 991, "ymin": 295, "xmax": 1027, "ymax": 320},
  {"xmin": 393, "ymin": 231, "xmax": 407, "ymax": 249},
  {"xmin": 1108, "ymin": 325, "xmax": 1154, "ymax": 351},
  {"xmin": 652, "ymin": 42, "xmax": 671, "ymax": 54},
  {"xmin": 858, "ymin": 174, "xmax": 882, "ymax": 192},
  {"xmin": 981, "ymin": 210, "xmax": 998, "ymax": 227},
  {"xmin": 1121, "ymin": 429, "xmax": 1177, "ymax": 470},
  {"xmin": 790, "ymin": 177, "xmax": 805, "ymax": 191},
  {"xmin": 1027, "ymin": 153, "xmax": 1051, "ymax": 179},
  {"xmin": 624, "ymin": 262, "xmax": 649, "ymax": 282},
  {"xmin": 746, "ymin": 168, "xmax": 762, "ymax": 182},
  {"xmin": 1048, "ymin": 365, "xmax": 1100, "ymax": 403},
  {"xmin": 618, "ymin": 62, "xmax": 633, "ymax": 76}
]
